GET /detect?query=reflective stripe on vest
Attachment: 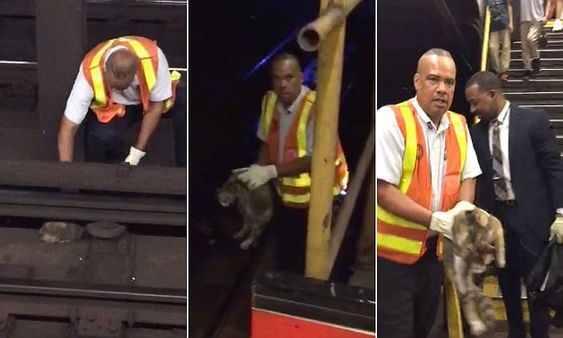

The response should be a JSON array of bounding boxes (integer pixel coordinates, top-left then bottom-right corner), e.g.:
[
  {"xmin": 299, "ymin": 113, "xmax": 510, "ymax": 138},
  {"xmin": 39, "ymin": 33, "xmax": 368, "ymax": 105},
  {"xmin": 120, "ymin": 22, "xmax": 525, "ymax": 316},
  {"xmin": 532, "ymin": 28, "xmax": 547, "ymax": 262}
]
[
  {"xmin": 377, "ymin": 100, "xmax": 468, "ymax": 264},
  {"xmin": 260, "ymin": 90, "xmax": 348, "ymax": 207}
]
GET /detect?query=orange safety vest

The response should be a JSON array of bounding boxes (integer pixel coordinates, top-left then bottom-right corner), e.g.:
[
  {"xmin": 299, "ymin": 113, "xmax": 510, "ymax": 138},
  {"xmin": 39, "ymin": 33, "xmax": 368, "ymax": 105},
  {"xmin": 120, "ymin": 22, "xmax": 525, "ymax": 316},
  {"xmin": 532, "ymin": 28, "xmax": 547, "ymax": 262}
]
[
  {"xmin": 260, "ymin": 89, "xmax": 349, "ymax": 208},
  {"xmin": 377, "ymin": 100, "xmax": 468, "ymax": 264},
  {"xmin": 82, "ymin": 36, "xmax": 181, "ymax": 123}
]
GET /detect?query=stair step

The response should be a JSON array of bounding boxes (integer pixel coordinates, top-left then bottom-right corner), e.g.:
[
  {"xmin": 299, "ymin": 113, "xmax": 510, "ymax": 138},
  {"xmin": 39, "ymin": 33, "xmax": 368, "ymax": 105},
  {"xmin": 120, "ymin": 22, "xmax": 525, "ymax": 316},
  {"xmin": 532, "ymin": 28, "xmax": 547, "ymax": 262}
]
[
  {"xmin": 502, "ymin": 78, "xmax": 563, "ymax": 90},
  {"xmin": 510, "ymin": 103, "xmax": 563, "ymax": 114},
  {"xmin": 504, "ymin": 91, "xmax": 563, "ymax": 99},
  {"xmin": 511, "ymin": 49, "xmax": 563, "ymax": 59},
  {"xmin": 508, "ymin": 68, "xmax": 563, "ymax": 78},
  {"xmin": 513, "ymin": 40, "xmax": 563, "ymax": 48},
  {"xmin": 510, "ymin": 58, "xmax": 563, "ymax": 67}
]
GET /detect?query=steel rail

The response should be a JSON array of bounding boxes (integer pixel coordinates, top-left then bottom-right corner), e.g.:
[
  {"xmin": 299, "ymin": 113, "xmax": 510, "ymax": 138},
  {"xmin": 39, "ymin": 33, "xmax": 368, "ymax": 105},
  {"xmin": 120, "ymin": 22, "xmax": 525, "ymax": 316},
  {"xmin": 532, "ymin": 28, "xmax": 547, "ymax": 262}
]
[{"xmin": 0, "ymin": 277, "xmax": 186, "ymax": 304}]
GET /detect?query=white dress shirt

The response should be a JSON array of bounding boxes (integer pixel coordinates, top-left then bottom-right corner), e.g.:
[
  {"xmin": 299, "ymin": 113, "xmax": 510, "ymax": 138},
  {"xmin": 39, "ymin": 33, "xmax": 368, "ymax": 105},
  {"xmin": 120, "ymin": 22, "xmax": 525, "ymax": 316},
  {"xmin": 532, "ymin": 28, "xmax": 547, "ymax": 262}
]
[{"xmin": 488, "ymin": 100, "xmax": 516, "ymax": 200}]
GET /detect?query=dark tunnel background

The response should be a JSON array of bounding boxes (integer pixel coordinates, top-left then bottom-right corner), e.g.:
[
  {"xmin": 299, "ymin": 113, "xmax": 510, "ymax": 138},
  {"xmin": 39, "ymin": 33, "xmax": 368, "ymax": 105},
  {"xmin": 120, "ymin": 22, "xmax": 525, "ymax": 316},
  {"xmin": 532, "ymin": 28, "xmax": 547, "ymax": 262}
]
[{"xmin": 189, "ymin": 1, "xmax": 375, "ymax": 226}]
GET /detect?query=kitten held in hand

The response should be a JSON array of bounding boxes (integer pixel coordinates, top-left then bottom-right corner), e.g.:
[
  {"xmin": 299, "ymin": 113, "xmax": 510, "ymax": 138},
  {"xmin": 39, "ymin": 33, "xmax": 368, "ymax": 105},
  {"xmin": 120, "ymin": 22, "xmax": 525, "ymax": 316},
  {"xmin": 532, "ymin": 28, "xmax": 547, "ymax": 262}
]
[
  {"xmin": 443, "ymin": 207, "xmax": 505, "ymax": 336},
  {"xmin": 217, "ymin": 174, "xmax": 273, "ymax": 250}
]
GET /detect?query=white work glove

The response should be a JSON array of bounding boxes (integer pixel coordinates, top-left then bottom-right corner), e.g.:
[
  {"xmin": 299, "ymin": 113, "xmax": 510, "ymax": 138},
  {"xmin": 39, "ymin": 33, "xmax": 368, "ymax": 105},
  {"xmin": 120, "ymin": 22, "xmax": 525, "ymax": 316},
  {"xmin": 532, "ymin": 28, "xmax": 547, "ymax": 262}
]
[
  {"xmin": 236, "ymin": 164, "xmax": 277, "ymax": 190},
  {"xmin": 549, "ymin": 216, "xmax": 563, "ymax": 243},
  {"xmin": 124, "ymin": 146, "xmax": 146, "ymax": 166},
  {"xmin": 429, "ymin": 201, "xmax": 476, "ymax": 239}
]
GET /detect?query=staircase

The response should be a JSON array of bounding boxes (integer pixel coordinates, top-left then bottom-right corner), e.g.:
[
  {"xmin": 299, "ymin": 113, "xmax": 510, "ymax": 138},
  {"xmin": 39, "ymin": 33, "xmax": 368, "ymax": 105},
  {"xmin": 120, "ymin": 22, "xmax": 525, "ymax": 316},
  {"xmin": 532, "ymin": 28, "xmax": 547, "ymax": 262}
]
[{"xmin": 504, "ymin": 27, "xmax": 563, "ymax": 158}]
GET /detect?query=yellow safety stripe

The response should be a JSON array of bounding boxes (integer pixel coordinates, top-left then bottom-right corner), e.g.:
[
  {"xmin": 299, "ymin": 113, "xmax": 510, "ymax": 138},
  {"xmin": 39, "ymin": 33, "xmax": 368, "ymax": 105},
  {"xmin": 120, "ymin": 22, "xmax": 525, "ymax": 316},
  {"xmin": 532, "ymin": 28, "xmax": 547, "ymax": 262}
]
[
  {"xmin": 448, "ymin": 112, "xmax": 467, "ymax": 174},
  {"xmin": 280, "ymin": 186, "xmax": 341, "ymax": 204},
  {"xmin": 282, "ymin": 192, "xmax": 310, "ymax": 204},
  {"xmin": 89, "ymin": 39, "xmax": 115, "ymax": 107},
  {"xmin": 260, "ymin": 91, "xmax": 277, "ymax": 139},
  {"xmin": 281, "ymin": 174, "xmax": 310, "ymax": 187},
  {"xmin": 170, "ymin": 70, "xmax": 182, "ymax": 81},
  {"xmin": 90, "ymin": 67, "xmax": 106, "ymax": 107},
  {"xmin": 119, "ymin": 37, "xmax": 157, "ymax": 90},
  {"xmin": 296, "ymin": 90, "xmax": 315, "ymax": 158},
  {"xmin": 91, "ymin": 40, "xmax": 115, "ymax": 68},
  {"xmin": 163, "ymin": 70, "xmax": 182, "ymax": 111},
  {"xmin": 377, "ymin": 205, "xmax": 427, "ymax": 230},
  {"xmin": 377, "ymin": 232, "xmax": 423, "ymax": 255},
  {"xmin": 398, "ymin": 103, "xmax": 417, "ymax": 193}
]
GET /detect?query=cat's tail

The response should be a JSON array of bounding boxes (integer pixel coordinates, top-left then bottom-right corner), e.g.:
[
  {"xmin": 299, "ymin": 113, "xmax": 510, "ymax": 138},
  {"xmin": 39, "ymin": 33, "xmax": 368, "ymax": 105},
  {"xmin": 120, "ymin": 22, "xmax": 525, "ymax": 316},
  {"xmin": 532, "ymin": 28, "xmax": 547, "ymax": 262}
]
[
  {"xmin": 490, "ymin": 215, "xmax": 506, "ymax": 268},
  {"xmin": 477, "ymin": 295, "xmax": 496, "ymax": 331}
]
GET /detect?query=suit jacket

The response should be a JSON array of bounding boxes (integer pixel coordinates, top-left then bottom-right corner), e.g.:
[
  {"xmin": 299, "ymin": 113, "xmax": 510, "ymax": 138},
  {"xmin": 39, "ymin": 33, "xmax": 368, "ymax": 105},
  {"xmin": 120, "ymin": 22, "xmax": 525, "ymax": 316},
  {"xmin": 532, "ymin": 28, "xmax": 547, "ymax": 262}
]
[{"xmin": 470, "ymin": 104, "xmax": 563, "ymax": 243}]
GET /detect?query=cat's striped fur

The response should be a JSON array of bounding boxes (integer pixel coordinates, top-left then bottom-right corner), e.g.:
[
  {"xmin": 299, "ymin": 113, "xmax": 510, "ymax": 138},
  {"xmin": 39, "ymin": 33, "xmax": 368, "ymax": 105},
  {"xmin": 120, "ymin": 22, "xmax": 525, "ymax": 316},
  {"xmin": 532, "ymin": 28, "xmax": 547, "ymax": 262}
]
[{"xmin": 443, "ymin": 207, "xmax": 505, "ymax": 336}]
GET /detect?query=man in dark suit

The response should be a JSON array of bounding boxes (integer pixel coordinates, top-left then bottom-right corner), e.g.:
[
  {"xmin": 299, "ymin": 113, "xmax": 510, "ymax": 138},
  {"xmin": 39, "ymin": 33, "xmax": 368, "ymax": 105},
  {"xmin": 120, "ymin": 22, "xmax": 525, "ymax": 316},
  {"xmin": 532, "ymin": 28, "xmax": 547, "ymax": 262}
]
[{"xmin": 465, "ymin": 71, "xmax": 563, "ymax": 338}]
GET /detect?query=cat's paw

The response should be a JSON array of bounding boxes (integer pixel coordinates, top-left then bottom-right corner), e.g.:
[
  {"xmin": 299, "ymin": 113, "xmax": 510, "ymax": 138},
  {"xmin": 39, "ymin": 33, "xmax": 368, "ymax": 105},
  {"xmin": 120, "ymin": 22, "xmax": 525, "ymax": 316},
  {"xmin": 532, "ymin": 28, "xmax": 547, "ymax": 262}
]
[
  {"xmin": 469, "ymin": 319, "xmax": 487, "ymax": 336},
  {"xmin": 240, "ymin": 238, "xmax": 254, "ymax": 250},
  {"xmin": 233, "ymin": 229, "xmax": 246, "ymax": 239}
]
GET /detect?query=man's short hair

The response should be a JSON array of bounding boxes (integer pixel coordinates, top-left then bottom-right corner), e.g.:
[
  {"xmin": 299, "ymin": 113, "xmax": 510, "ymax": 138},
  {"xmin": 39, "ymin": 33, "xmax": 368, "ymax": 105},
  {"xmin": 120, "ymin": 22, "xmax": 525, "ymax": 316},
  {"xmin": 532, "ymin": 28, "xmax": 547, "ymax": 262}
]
[
  {"xmin": 270, "ymin": 53, "xmax": 302, "ymax": 73},
  {"xmin": 106, "ymin": 50, "xmax": 138, "ymax": 79},
  {"xmin": 417, "ymin": 48, "xmax": 455, "ymax": 72},
  {"xmin": 465, "ymin": 71, "xmax": 502, "ymax": 92}
]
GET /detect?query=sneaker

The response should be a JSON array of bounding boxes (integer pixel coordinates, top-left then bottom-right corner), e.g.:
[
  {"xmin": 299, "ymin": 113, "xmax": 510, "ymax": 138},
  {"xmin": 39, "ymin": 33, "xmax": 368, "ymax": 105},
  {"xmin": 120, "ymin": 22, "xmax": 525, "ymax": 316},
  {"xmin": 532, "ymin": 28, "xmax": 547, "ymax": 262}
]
[
  {"xmin": 523, "ymin": 70, "xmax": 533, "ymax": 80},
  {"xmin": 554, "ymin": 18, "xmax": 563, "ymax": 31},
  {"xmin": 499, "ymin": 72, "xmax": 509, "ymax": 82}
]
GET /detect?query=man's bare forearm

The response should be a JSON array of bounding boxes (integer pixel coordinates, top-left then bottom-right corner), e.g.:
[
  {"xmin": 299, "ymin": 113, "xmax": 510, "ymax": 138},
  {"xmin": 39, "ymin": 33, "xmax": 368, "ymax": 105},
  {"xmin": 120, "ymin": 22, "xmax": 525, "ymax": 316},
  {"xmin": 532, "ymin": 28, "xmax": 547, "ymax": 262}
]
[
  {"xmin": 257, "ymin": 142, "xmax": 270, "ymax": 166},
  {"xmin": 377, "ymin": 179, "xmax": 433, "ymax": 227},
  {"xmin": 458, "ymin": 178, "xmax": 476, "ymax": 203},
  {"xmin": 135, "ymin": 101, "xmax": 164, "ymax": 151},
  {"xmin": 275, "ymin": 156, "xmax": 312, "ymax": 177},
  {"xmin": 58, "ymin": 116, "xmax": 79, "ymax": 162}
]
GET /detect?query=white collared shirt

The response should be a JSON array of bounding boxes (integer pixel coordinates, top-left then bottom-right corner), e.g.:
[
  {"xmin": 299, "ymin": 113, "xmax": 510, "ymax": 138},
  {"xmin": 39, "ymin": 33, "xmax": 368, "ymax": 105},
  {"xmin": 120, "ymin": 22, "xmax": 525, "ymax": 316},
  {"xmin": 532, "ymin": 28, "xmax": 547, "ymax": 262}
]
[
  {"xmin": 487, "ymin": 100, "xmax": 516, "ymax": 200},
  {"xmin": 376, "ymin": 97, "xmax": 482, "ymax": 212}
]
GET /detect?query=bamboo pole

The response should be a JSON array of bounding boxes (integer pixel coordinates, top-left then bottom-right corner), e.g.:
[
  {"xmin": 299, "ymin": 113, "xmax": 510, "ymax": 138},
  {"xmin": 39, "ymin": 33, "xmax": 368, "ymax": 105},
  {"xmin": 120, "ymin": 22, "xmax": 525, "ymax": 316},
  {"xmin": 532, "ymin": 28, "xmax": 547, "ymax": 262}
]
[
  {"xmin": 305, "ymin": 0, "xmax": 348, "ymax": 280},
  {"xmin": 297, "ymin": 0, "xmax": 362, "ymax": 52}
]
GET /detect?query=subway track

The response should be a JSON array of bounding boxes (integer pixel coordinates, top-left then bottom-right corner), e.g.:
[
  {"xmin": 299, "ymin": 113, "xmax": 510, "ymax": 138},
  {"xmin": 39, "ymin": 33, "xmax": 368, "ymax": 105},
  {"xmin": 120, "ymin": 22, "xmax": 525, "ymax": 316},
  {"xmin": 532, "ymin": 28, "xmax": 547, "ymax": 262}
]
[{"xmin": 0, "ymin": 161, "xmax": 186, "ymax": 337}]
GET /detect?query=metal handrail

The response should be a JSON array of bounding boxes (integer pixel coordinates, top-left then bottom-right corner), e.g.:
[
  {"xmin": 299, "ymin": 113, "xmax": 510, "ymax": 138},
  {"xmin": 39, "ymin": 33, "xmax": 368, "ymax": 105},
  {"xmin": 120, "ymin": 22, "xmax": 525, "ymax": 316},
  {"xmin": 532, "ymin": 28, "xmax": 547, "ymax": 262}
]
[{"xmin": 481, "ymin": 7, "xmax": 492, "ymax": 71}]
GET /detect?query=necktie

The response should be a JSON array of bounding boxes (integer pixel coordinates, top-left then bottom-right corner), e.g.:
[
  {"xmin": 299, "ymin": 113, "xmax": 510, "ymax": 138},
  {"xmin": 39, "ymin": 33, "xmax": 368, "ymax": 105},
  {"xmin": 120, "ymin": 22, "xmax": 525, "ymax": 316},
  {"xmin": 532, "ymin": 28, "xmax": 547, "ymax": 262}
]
[{"xmin": 491, "ymin": 119, "xmax": 509, "ymax": 200}]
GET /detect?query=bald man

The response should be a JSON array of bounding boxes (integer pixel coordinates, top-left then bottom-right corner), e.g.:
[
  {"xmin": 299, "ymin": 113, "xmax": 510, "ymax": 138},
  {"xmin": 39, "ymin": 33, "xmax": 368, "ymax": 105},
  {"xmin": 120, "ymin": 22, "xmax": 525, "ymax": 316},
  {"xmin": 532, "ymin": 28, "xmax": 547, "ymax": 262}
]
[
  {"xmin": 235, "ymin": 53, "xmax": 348, "ymax": 273},
  {"xmin": 58, "ymin": 36, "xmax": 185, "ymax": 166},
  {"xmin": 376, "ymin": 48, "xmax": 482, "ymax": 337}
]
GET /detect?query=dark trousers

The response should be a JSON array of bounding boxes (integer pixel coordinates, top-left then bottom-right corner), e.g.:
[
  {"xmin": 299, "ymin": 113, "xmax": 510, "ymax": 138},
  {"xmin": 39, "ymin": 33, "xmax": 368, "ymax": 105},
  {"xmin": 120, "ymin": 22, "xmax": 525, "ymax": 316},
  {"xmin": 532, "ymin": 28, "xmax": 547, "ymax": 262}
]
[
  {"xmin": 85, "ymin": 83, "xmax": 186, "ymax": 166},
  {"xmin": 377, "ymin": 239, "xmax": 443, "ymax": 338},
  {"xmin": 495, "ymin": 202, "xmax": 550, "ymax": 338},
  {"xmin": 272, "ymin": 202, "xmax": 307, "ymax": 274}
]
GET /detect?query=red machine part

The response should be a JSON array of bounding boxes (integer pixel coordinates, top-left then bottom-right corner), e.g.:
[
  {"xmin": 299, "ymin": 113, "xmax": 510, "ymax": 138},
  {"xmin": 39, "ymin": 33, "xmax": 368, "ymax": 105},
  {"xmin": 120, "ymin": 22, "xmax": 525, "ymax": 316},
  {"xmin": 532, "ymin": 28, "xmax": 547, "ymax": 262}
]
[{"xmin": 252, "ymin": 308, "xmax": 375, "ymax": 338}]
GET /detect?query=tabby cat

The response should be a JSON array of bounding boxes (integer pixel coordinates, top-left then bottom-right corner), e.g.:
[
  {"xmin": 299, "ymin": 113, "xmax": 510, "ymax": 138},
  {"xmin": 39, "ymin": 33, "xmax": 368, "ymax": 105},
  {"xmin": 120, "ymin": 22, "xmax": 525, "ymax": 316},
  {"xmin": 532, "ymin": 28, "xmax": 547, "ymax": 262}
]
[
  {"xmin": 443, "ymin": 207, "xmax": 506, "ymax": 336},
  {"xmin": 217, "ymin": 174, "xmax": 274, "ymax": 250}
]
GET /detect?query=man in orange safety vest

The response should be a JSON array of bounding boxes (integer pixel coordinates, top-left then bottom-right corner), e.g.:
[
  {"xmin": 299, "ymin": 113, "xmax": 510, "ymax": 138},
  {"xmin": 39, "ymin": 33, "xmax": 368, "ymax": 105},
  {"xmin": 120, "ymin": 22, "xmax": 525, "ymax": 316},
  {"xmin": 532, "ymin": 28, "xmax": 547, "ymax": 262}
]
[
  {"xmin": 58, "ymin": 36, "xmax": 185, "ymax": 167},
  {"xmin": 376, "ymin": 48, "xmax": 482, "ymax": 338},
  {"xmin": 235, "ymin": 53, "xmax": 349, "ymax": 274}
]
